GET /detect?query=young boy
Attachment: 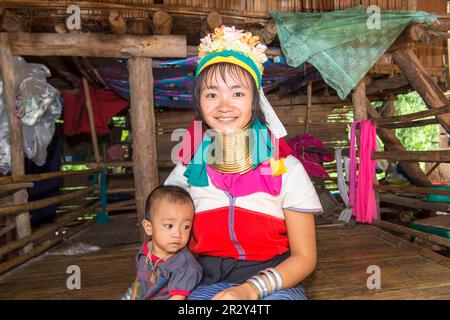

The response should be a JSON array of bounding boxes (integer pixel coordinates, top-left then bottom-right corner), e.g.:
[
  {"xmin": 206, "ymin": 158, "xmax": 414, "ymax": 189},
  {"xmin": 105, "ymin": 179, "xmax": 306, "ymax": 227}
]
[{"xmin": 127, "ymin": 185, "xmax": 202, "ymax": 300}]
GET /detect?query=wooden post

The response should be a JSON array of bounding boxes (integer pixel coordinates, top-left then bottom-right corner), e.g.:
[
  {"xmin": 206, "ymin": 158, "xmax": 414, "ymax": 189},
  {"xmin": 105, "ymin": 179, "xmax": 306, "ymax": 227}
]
[
  {"xmin": 0, "ymin": 33, "xmax": 32, "ymax": 253},
  {"xmin": 128, "ymin": 57, "xmax": 159, "ymax": 241},
  {"xmin": 351, "ymin": 78, "xmax": 380, "ymax": 220},
  {"xmin": 82, "ymin": 78, "xmax": 101, "ymax": 163},
  {"xmin": 392, "ymin": 48, "xmax": 450, "ymax": 133}
]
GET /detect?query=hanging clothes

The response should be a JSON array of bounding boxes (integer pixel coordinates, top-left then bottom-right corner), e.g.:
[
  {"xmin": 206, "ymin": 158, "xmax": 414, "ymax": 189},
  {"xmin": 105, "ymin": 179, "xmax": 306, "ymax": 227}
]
[
  {"xmin": 63, "ymin": 85, "xmax": 129, "ymax": 136},
  {"xmin": 349, "ymin": 120, "xmax": 377, "ymax": 224},
  {"xmin": 288, "ymin": 132, "xmax": 334, "ymax": 178}
]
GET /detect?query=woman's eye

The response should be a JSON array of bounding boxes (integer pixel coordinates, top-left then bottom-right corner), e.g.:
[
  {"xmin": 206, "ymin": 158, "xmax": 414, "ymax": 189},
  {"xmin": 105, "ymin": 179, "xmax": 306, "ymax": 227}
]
[
  {"xmin": 206, "ymin": 93, "xmax": 217, "ymax": 98},
  {"xmin": 234, "ymin": 92, "xmax": 245, "ymax": 97}
]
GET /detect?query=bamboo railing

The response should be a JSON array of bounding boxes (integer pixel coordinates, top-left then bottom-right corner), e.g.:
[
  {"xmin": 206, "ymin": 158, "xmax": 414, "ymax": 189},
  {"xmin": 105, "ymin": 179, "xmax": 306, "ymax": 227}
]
[{"xmin": 0, "ymin": 169, "xmax": 102, "ymax": 274}]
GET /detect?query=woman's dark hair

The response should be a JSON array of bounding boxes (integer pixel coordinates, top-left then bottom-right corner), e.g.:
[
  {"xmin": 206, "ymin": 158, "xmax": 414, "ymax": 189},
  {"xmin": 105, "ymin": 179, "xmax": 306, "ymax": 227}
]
[{"xmin": 191, "ymin": 62, "xmax": 266, "ymax": 129}]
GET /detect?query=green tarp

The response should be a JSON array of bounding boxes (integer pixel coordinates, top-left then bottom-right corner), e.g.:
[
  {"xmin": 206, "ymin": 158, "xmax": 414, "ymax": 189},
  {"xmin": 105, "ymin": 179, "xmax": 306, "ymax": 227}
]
[{"xmin": 270, "ymin": 7, "xmax": 437, "ymax": 99}]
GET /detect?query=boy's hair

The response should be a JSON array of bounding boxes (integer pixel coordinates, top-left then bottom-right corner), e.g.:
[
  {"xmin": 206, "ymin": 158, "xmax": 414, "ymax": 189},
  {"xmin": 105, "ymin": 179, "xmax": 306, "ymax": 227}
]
[{"xmin": 144, "ymin": 185, "xmax": 194, "ymax": 220}]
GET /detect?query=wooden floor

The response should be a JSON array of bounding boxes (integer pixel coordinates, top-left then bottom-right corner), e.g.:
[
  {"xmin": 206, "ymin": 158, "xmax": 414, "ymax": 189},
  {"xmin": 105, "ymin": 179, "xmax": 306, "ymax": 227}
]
[{"xmin": 0, "ymin": 222, "xmax": 449, "ymax": 300}]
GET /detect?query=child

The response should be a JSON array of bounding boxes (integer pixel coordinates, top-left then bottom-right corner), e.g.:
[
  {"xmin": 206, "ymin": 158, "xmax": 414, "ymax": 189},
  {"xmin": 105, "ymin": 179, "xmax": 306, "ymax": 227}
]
[{"xmin": 126, "ymin": 185, "xmax": 202, "ymax": 300}]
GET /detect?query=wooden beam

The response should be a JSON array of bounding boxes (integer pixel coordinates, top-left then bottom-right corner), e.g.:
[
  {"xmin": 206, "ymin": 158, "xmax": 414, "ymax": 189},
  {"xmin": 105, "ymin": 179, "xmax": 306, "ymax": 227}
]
[
  {"xmin": 366, "ymin": 75, "xmax": 408, "ymax": 96},
  {"xmin": 377, "ymin": 118, "xmax": 438, "ymax": 129},
  {"xmin": 372, "ymin": 150, "xmax": 450, "ymax": 162},
  {"xmin": 372, "ymin": 219, "xmax": 450, "ymax": 248},
  {"xmin": 151, "ymin": 10, "xmax": 173, "ymax": 35},
  {"xmin": 0, "ymin": 9, "xmax": 25, "ymax": 32},
  {"xmin": 108, "ymin": 10, "xmax": 127, "ymax": 35},
  {"xmin": 128, "ymin": 57, "xmax": 159, "ymax": 241},
  {"xmin": 380, "ymin": 193, "xmax": 450, "ymax": 212},
  {"xmin": 366, "ymin": 102, "xmax": 430, "ymax": 187},
  {"xmin": 376, "ymin": 184, "xmax": 450, "ymax": 196},
  {"xmin": 0, "ymin": 32, "xmax": 32, "ymax": 253},
  {"xmin": 6, "ymin": 32, "xmax": 186, "ymax": 58},
  {"xmin": 200, "ymin": 10, "xmax": 222, "ymax": 37},
  {"xmin": 374, "ymin": 104, "xmax": 450, "ymax": 125},
  {"xmin": 392, "ymin": 48, "xmax": 450, "ymax": 133}
]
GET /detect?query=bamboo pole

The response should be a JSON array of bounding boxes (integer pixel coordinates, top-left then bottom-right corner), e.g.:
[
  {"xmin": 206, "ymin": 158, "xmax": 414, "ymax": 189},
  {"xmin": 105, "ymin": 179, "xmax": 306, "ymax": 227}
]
[
  {"xmin": 65, "ymin": 161, "xmax": 133, "ymax": 168},
  {"xmin": 0, "ymin": 201, "xmax": 99, "ymax": 257},
  {"xmin": 0, "ymin": 169, "xmax": 100, "ymax": 185},
  {"xmin": 305, "ymin": 81, "xmax": 312, "ymax": 133},
  {"xmin": 82, "ymin": 78, "xmax": 101, "ymax": 163},
  {"xmin": 0, "ymin": 218, "xmax": 94, "ymax": 274},
  {"xmin": 0, "ymin": 185, "xmax": 97, "ymax": 216},
  {"xmin": 0, "ymin": 32, "xmax": 32, "ymax": 253},
  {"xmin": 0, "ymin": 223, "xmax": 15, "ymax": 238},
  {"xmin": 0, "ymin": 182, "xmax": 33, "ymax": 192}
]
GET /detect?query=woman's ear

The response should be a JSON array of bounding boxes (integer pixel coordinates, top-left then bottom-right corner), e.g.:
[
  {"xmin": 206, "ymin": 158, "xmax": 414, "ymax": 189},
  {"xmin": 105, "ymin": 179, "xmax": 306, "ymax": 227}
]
[{"xmin": 142, "ymin": 219, "xmax": 153, "ymax": 237}]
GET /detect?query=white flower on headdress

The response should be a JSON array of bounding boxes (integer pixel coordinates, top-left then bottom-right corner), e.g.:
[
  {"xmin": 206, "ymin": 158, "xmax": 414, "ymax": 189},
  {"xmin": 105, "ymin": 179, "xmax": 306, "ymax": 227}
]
[{"xmin": 197, "ymin": 25, "xmax": 268, "ymax": 72}]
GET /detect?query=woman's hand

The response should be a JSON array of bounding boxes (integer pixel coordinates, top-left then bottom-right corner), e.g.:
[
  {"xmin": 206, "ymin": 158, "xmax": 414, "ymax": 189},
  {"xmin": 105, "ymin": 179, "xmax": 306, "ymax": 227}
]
[{"xmin": 211, "ymin": 283, "xmax": 259, "ymax": 300}]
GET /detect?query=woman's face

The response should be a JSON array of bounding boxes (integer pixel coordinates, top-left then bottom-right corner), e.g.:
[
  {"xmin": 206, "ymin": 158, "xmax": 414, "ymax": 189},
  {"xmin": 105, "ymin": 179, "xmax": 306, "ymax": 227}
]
[{"xmin": 199, "ymin": 67, "xmax": 253, "ymax": 134}]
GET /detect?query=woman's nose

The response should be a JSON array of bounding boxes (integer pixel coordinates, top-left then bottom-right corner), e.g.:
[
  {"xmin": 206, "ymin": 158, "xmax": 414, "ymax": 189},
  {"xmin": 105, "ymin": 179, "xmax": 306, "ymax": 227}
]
[{"xmin": 216, "ymin": 97, "xmax": 234, "ymax": 112}]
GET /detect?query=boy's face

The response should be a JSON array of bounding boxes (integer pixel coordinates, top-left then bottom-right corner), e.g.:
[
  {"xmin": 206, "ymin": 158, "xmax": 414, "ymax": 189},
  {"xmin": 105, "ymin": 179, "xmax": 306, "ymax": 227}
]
[{"xmin": 142, "ymin": 198, "xmax": 194, "ymax": 257}]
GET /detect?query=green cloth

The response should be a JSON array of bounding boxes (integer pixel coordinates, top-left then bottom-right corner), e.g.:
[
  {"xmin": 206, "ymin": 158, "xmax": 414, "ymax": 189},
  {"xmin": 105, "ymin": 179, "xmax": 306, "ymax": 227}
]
[
  {"xmin": 270, "ymin": 7, "xmax": 437, "ymax": 99},
  {"xmin": 184, "ymin": 119, "xmax": 273, "ymax": 187}
]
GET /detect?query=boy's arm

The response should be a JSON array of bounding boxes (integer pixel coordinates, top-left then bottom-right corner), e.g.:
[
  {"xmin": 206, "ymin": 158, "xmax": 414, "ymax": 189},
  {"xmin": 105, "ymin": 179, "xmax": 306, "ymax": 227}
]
[{"xmin": 169, "ymin": 295, "xmax": 187, "ymax": 300}]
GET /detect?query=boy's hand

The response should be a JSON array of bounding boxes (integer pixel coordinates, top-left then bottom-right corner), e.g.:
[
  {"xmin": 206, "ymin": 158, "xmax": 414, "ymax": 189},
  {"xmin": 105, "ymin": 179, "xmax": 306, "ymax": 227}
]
[{"xmin": 211, "ymin": 283, "xmax": 259, "ymax": 300}]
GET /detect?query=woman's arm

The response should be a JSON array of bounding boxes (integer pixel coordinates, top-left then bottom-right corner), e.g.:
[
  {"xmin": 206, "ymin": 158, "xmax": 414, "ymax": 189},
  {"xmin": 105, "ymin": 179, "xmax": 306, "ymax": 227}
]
[
  {"xmin": 212, "ymin": 210, "xmax": 317, "ymax": 300},
  {"xmin": 169, "ymin": 295, "xmax": 187, "ymax": 300},
  {"xmin": 268, "ymin": 210, "xmax": 317, "ymax": 287}
]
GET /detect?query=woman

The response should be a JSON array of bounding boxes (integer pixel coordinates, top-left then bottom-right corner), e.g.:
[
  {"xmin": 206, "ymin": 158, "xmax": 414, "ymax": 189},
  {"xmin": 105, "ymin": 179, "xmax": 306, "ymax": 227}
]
[{"xmin": 164, "ymin": 26, "xmax": 323, "ymax": 300}]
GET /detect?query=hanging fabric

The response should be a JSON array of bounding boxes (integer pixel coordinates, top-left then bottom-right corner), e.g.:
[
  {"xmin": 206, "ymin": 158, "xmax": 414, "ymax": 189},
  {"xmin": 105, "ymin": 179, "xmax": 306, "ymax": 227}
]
[{"xmin": 349, "ymin": 120, "xmax": 378, "ymax": 224}]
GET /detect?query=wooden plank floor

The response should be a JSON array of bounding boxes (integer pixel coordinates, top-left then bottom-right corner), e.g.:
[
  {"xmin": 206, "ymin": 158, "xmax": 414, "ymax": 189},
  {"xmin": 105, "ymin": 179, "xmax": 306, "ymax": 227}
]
[{"xmin": 0, "ymin": 223, "xmax": 449, "ymax": 300}]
